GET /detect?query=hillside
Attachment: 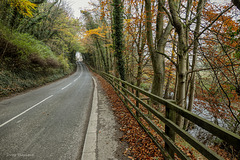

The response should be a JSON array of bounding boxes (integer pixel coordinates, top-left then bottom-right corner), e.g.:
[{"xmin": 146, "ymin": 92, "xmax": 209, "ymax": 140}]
[
  {"xmin": 0, "ymin": 0, "xmax": 84, "ymax": 98},
  {"xmin": 0, "ymin": 24, "xmax": 75, "ymax": 97}
]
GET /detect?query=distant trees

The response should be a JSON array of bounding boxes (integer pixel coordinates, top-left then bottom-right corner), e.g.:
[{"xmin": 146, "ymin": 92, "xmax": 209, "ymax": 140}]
[{"xmin": 81, "ymin": 10, "xmax": 110, "ymax": 72}]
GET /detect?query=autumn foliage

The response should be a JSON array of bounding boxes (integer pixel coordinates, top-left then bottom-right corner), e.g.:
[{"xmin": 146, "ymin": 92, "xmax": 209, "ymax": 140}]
[{"xmin": 81, "ymin": 0, "xmax": 240, "ymax": 159}]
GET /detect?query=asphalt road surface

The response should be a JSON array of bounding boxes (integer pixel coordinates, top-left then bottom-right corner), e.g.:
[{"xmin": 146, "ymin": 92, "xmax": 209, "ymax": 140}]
[{"xmin": 0, "ymin": 62, "xmax": 94, "ymax": 160}]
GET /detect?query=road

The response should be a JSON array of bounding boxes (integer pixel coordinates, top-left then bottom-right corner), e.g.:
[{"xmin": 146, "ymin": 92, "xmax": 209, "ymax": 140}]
[{"xmin": 0, "ymin": 62, "xmax": 94, "ymax": 160}]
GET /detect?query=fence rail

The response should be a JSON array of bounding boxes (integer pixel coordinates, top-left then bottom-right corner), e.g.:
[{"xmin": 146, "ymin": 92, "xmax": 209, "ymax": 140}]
[{"xmin": 98, "ymin": 71, "xmax": 240, "ymax": 160}]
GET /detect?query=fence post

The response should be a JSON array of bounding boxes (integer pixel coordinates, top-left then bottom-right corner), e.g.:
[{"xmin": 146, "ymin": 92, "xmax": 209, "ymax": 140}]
[
  {"xmin": 117, "ymin": 79, "xmax": 120, "ymax": 95},
  {"xmin": 135, "ymin": 90, "xmax": 140, "ymax": 118},
  {"xmin": 165, "ymin": 104, "xmax": 176, "ymax": 159}
]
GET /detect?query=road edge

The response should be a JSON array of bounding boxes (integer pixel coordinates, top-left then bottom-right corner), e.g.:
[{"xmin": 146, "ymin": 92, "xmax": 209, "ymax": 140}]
[{"xmin": 81, "ymin": 77, "xmax": 98, "ymax": 160}]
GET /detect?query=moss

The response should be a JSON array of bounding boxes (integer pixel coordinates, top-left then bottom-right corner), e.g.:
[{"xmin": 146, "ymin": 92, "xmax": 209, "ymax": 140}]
[{"xmin": 140, "ymin": 83, "xmax": 151, "ymax": 91}]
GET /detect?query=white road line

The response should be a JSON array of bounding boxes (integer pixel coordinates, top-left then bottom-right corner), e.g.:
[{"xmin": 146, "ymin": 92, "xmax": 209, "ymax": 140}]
[
  {"xmin": 73, "ymin": 69, "xmax": 83, "ymax": 82},
  {"xmin": 61, "ymin": 63, "xmax": 83, "ymax": 91},
  {"xmin": 78, "ymin": 71, "xmax": 82, "ymax": 79},
  {"xmin": 0, "ymin": 95, "xmax": 53, "ymax": 128},
  {"xmin": 61, "ymin": 83, "xmax": 72, "ymax": 90}
]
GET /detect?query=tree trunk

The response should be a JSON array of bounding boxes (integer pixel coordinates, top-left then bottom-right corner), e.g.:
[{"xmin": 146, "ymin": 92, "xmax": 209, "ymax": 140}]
[
  {"xmin": 168, "ymin": 0, "xmax": 188, "ymax": 128},
  {"xmin": 164, "ymin": 38, "xmax": 176, "ymax": 99},
  {"xmin": 183, "ymin": 0, "xmax": 205, "ymax": 130},
  {"xmin": 145, "ymin": 0, "xmax": 172, "ymax": 98},
  {"xmin": 95, "ymin": 38, "xmax": 108, "ymax": 72},
  {"xmin": 176, "ymin": 53, "xmax": 187, "ymax": 127},
  {"xmin": 113, "ymin": 0, "xmax": 125, "ymax": 81}
]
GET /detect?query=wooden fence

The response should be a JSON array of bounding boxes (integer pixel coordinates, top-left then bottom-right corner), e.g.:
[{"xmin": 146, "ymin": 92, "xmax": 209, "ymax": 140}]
[{"xmin": 98, "ymin": 71, "xmax": 240, "ymax": 160}]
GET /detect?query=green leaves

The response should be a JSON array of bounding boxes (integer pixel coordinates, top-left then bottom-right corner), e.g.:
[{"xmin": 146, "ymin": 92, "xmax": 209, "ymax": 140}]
[{"xmin": 227, "ymin": 26, "xmax": 240, "ymax": 59}]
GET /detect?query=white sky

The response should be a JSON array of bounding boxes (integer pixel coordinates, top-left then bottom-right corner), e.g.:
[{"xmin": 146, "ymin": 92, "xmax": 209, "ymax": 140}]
[
  {"xmin": 65, "ymin": 0, "xmax": 232, "ymax": 18},
  {"xmin": 211, "ymin": 0, "xmax": 231, "ymax": 4},
  {"xmin": 64, "ymin": 0, "xmax": 96, "ymax": 18}
]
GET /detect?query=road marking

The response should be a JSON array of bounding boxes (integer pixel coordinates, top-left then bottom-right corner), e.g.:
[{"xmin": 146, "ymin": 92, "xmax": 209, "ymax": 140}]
[
  {"xmin": 0, "ymin": 64, "xmax": 85, "ymax": 128},
  {"xmin": 61, "ymin": 83, "xmax": 72, "ymax": 90},
  {"xmin": 72, "ymin": 69, "xmax": 83, "ymax": 83},
  {"xmin": 0, "ymin": 95, "xmax": 53, "ymax": 128},
  {"xmin": 58, "ymin": 64, "xmax": 83, "ymax": 92}
]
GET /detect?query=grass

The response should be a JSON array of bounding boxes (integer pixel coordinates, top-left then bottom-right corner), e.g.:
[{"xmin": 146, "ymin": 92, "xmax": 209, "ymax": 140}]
[
  {"xmin": 0, "ymin": 22, "xmax": 72, "ymax": 70},
  {"xmin": 0, "ymin": 67, "xmax": 74, "ymax": 98},
  {"xmin": 0, "ymin": 22, "xmax": 75, "ymax": 98}
]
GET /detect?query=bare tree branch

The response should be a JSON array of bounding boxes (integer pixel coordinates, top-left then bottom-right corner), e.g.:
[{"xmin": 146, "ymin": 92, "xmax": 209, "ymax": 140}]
[
  {"xmin": 155, "ymin": 51, "xmax": 177, "ymax": 67},
  {"xmin": 188, "ymin": 63, "xmax": 240, "ymax": 74},
  {"xmin": 187, "ymin": 4, "xmax": 234, "ymax": 52},
  {"xmin": 199, "ymin": 43, "xmax": 240, "ymax": 124}
]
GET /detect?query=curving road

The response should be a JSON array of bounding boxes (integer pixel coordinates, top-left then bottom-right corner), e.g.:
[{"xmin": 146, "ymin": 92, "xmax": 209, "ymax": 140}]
[{"xmin": 0, "ymin": 62, "xmax": 94, "ymax": 160}]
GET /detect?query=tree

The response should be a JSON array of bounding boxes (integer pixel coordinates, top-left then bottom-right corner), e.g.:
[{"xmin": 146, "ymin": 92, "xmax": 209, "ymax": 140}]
[
  {"xmin": 145, "ymin": 0, "xmax": 173, "ymax": 98},
  {"xmin": 80, "ymin": 0, "xmax": 240, "ymax": 133},
  {"xmin": 194, "ymin": 2, "xmax": 240, "ymax": 129},
  {"xmin": 1, "ymin": 0, "xmax": 82, "ymax": 72},
  {"xmin": 7, "ymin": 0, "xmax": 37, "ymax": 17},
  {"xmin": 232, "ymin": 0, "xmax": 240, "ymax": 10},
  {"xmin": 112, "ymin": 0, "xmax": 125, "ymax": 81},
  {"xmin": 163, "ymin": 0, "xmax": 233, "ymax": 127}
]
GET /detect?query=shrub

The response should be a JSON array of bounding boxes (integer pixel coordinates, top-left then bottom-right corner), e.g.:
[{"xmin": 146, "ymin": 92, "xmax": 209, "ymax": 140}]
[
  {"xmin": 140, "ymin": 83, "xmax": 151, "ymax": 91},
  {"xmin": 0, "ymin": 22, "xmax": 60, "ymax": 69}
]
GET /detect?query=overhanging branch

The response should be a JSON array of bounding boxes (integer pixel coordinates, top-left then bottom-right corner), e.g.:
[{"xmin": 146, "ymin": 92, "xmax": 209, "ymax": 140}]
[
  {"xmin": 187, "ymin": 63, "xmax": 240, "ymax": 74},
  {"xmin": 155, "ymin": 51, "xmax": 177, "ymax": 67}
]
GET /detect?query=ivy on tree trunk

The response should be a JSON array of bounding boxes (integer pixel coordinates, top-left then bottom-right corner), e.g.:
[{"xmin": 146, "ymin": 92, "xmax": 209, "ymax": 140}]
[{"xmin": 112, "ymin": 0, "xmax": 125, "ymax": 81}]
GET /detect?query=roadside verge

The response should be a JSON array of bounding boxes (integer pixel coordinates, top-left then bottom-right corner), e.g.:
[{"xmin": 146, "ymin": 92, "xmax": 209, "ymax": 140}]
[{"xmin": 81, "ymin": 77, "xmax": 98, "ymax": 159}]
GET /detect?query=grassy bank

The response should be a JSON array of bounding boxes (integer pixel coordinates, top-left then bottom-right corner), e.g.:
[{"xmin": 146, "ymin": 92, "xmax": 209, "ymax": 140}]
[
  {"xmin": 0, "ymin": 23, "xmax": 76, "ymax": 98},
  {"xmin": 0, "ymin": 66, "xmax": 75, "ymax": 98}
]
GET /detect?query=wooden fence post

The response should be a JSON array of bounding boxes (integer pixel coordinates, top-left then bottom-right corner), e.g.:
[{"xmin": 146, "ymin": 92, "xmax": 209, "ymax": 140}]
[
  {"xmin": 165, "ymin": 104, "xmax": 176, "ymax": 159},
  {"xmin": 136, "ymin": 90, "xmax": 140, "ymax": 118}
]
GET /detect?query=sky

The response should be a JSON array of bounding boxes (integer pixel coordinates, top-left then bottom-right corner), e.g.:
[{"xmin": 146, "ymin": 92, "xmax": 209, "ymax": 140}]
[
  {"xmin": 211, "ymin": 0, "xmax": 231, "ymax": 4},
  {"xmin": 64, "ymin": 0, "xmax": 95, "ymax": 18},
  {"xmin": 65, "ymin": 0, "xmax": 232, "ymax": 18}
]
